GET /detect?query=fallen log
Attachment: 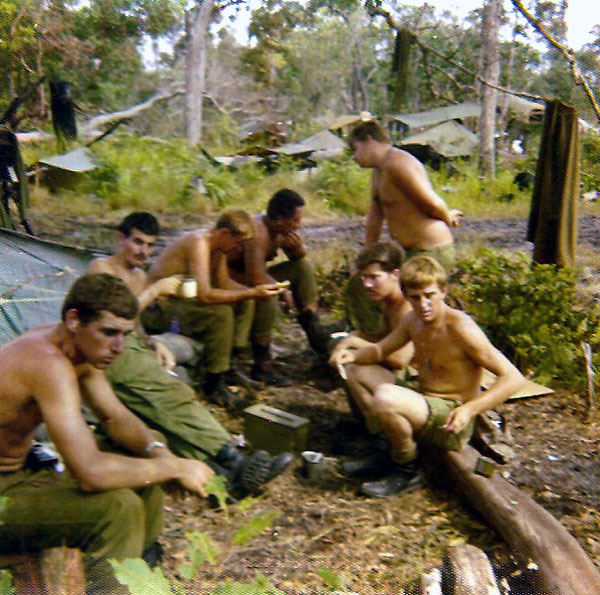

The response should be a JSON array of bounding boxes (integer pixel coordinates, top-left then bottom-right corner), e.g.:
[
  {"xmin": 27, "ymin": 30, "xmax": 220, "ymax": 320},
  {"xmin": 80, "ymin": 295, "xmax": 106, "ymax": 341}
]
[
  {"xmin": 0, "ymin": 546, "xmax": 85, "ymax": 595},
  {"xmin": 440, "ymin": 444, "xmax": 600, "ymax": 595}
]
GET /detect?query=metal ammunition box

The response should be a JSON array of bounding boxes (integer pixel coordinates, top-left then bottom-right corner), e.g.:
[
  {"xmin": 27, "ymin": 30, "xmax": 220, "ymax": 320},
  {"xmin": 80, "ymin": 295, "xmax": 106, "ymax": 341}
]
[
  {"xmin": 474, "ymin": 456, "xmax": 497, "ymax": 478},
  {"xmin": 243, "ymin": 404, "xmax": 310, "ymax": 455}
]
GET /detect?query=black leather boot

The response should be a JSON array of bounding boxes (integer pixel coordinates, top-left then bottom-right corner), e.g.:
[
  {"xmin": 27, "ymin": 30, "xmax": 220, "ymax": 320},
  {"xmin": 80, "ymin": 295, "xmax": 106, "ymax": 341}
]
[
  {"xmin": 251, "ymin": 343, "xmax": 292, "ymax": 387},
  {"xmin": 340, "ymin": 435, "xmax": 393, "ymax": 477},
  {"xmin": 297, "ymin": 310, "xmax": 341, "ymax": 354},
  {"xmin": 203, "ymin": 372, "xmax": 248, "ymax": 411},
  {"xmin": 361, "ymin": 459, "xmax": 423, "ymax": 498},
  {"xmin": 215, "ymin": 444, "xmax": 295, "ymax": 497}
]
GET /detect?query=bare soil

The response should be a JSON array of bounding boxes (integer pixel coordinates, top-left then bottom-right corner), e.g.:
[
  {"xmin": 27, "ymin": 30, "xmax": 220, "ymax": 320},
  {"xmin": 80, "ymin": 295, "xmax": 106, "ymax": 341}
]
[{"xmin": 28, "ymin": 212, "xmax": 600, "ymax": 593}]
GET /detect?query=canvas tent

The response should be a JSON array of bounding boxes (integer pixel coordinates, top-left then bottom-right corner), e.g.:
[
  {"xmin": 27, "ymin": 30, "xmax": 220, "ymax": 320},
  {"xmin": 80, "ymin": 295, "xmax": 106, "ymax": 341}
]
[
  {"xmin": 37, "ymin": 147, "xmax": 97, "ymax": 192},
  {"xmin": 0, "ymin": 229, "xmax": 96, "ymax": 345},
  {"xmin": 399, "ymin": 120, "xmax": 479, "ymax": 158},
  {"xmin": 388, "ymin": 102, "xmax": 481, "ymax": 136}
]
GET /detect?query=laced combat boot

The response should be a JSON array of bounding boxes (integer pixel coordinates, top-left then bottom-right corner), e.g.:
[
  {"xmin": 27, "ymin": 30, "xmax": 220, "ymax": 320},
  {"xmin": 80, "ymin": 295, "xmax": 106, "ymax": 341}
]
[
  {"xmin": 215, "ymin": 443, "xmax": 295, "ymax": 497},
  {"xmin": 203, "ymin": 372, "xmax": 248, "ymax": 411},
  {"xmin": 360, "ymin": 458, "xmax": 423, "ymax": 498},
  {"xmin": 297, "ymin": 310, "xmax": 346, "ymax": 354},
  {"xmin": 340, "ymin": 434, "xmax": 394, "ymax": 478},
  {"xmin": 250, "ymin": 343, "xmax": 292, "ymax": 387}
]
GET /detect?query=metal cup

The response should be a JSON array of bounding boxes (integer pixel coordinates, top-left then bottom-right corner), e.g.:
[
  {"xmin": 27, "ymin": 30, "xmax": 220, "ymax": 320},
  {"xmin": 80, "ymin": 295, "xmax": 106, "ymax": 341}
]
[
  {"xmin": 180, "ymin": 278, "xmax": 197, "ymax": 299},
  {"xmin": 301, "ymin": 450, "xmax": 325, "ymax": 480}
]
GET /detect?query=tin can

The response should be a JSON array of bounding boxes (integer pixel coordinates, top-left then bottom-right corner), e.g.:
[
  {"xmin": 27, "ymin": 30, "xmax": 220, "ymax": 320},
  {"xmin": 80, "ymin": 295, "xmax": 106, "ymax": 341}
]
[{"xmin": 180, "ymin": 278, "xmax": 197, "ymax": 299}]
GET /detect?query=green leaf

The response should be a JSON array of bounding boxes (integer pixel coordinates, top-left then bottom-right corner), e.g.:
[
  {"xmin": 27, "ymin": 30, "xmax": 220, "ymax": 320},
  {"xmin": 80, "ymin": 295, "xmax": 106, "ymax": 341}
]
[
  {"xmin": 205, "ymin": 474, "xmax": 230, "ymax": 512},
  {"xmin": 178, "ymin": 530, "xmax": 221, "ymax": 579},
  {"xmin": 110, "ymin": 558, "xmax": 173, "ymax": 595},
  {"xmin": 232, "ymin": 510, "xmax": 281, "ymax": 546}
]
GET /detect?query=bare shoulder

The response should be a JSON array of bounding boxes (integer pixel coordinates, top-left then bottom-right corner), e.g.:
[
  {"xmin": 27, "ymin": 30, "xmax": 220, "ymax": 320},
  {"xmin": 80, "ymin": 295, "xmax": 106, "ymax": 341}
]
[
  {"xmin": 2, "ymin": 330, "xmax": 76, "ymax": 385},
  {"xmin": 446, "ymin": 308, "xmax": 488, "ymax": 343},
  {"xmin": 87, "ymin": 256, "xmax": 113, "ymax": 274}
]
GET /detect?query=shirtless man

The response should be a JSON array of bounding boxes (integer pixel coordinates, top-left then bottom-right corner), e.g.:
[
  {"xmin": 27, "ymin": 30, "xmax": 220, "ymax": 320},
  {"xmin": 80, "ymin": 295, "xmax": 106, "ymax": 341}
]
[
  {"xmin": 87, "ymin": 211, "xmax": 181, "ymax": 368},
  {"xmin": 0, "ymin": 273, "xmax": 213, "ymax": 594},
  {"xmin": 330, "ymin": 242, "xmax": 413, "ymax": 476},
  {"xmin": 346, "ymin": 120, "xmax": 461, "ymax": 336},
  {"xmin": 228, "ymin": 189, "xmax": 336, "ymax": 385},
  {"xmin": 331, "ymin": 256, "xmax": 524, "ymax": 498},
  {"xmin": 143, "ymin": 209, "xmax": 286, "ymax": 404},
  {"xmin": 88, "ymin": 212, "xmax": 294, "ymax": 493}
]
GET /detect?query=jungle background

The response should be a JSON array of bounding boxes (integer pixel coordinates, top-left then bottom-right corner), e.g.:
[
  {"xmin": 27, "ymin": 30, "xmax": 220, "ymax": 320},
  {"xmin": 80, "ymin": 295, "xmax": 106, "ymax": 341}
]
[{"xmin": 1, "ymin": 0, "xmax": 600, "ymax": 593}]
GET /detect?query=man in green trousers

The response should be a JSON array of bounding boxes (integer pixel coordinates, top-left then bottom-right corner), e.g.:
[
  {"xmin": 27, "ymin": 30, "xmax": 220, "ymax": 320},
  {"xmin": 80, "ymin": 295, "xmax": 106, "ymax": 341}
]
[{"xmin": 0, "ymin": 274, "xmax": 213, "ymax": 594}]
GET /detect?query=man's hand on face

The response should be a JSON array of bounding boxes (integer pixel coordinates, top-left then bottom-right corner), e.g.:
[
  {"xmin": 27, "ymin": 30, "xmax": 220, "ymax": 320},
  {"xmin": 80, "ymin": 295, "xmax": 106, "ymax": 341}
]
[{"xmin": 283, "ymin": 231, "xmax": 303, "ymax": 252}]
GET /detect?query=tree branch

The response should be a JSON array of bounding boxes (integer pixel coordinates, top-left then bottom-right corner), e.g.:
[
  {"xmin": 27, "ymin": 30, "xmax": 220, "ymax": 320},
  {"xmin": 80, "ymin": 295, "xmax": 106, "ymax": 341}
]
[
  {"xmin": 364, "ymin": 0, "xmax": 546, "ymax": 104},
  {"xmin": 511, "ymin": 0, "xmax": 600, "ymax": 122}
]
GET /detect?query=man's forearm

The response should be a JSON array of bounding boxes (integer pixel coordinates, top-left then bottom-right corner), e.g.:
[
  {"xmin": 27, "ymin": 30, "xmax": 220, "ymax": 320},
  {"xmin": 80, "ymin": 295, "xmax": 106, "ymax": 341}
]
[
  {"xmin": 354, "ymin": 343, "xmax": 383, "ymax": 366},
  {"xmin": 466, "ymin": 372, "xmax": 525, "ymax": 417}
]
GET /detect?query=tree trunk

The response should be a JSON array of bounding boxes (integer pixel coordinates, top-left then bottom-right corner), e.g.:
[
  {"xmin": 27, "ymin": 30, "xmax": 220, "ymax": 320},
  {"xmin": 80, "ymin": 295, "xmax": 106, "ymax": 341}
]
[
  {"xmin": 184, "ymin": 0, "xmax": 215, "ymax": 145},
  {"xmin": 440, "ymin": 445, "xmax": 600, "ymax": 595},
  {"xmin": 478, "ymin": 0, "xmax": 500, "ymax": 178}
]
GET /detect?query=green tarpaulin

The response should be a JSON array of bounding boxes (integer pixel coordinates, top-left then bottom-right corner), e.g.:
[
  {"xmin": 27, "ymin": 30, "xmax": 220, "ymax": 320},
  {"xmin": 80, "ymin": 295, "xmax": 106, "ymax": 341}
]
[{"xmin": 0, "ymin": 229, "xmax": 96, "ymax": 345}]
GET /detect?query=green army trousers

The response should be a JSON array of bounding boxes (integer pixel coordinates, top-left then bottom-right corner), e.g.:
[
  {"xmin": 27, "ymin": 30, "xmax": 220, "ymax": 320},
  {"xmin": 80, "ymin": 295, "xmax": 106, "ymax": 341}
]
[
  {"xmin": 345, "ymin": 243, "xmax": 456, "ymax": 335},
  {"xmin": 141, "ymin": 298, "xmax": 254, "ymax": 373},
  {"xmin": 0, "ymin": 467, "xmax": 163, "ymax": 595},
  {"xmin": 252, "ymin": 257, "xmax": 318, "ymax": 340},
  {"xmin": 105, "ymin": 334, "xmax": 231, "ymax": 461}
]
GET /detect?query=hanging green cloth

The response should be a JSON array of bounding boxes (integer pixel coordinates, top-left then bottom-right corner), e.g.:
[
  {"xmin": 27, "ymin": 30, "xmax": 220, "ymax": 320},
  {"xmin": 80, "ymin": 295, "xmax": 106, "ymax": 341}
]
[{"xmin": 527, "ymin": 100, "xmax": 579, "ymax": 267}]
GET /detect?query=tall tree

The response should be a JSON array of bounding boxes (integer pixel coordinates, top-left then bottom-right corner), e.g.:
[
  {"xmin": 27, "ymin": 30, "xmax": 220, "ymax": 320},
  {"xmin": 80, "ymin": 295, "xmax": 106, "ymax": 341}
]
[
  {"xmin": 479, "ymin": 0, "xmax": 501, "ymax": 177},
  {"xmin": 184, "ymin": 0, "xmax": 215, "ymax": 145}
]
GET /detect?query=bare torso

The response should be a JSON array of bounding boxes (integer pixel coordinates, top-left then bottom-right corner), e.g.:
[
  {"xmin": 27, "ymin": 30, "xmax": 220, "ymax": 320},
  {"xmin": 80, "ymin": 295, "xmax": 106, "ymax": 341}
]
[
  {"xmin": 227, "ymin": 216, "xmax": 284, "ymax": 284},
  {"xmin": 87, "ymin": 256, "xmax": 146, "ymax": 295},
  {"xmin": 376, "ymin": 149, "xmax": 453, "ymax": 249},
  {"xmin": 0, "ymin": 326, "xmax": 71, "ymax": 471},
  {"xmin": 407, "ymin": 308, "xmax": 482, "ymax": 402},
  {"xmin": 148, "ymin": 231, "xmax": 219, "ymax": 285}
]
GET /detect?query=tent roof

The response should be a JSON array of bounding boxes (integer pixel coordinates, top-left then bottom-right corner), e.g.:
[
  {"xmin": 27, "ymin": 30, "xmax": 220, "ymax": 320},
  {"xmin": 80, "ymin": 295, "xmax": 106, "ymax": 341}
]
[
  {"xmin": 38, "ymin": 147, "xmax": 97, "ymax": 172},
  {"xmin": 399, "ymin": 120, "xmax": 478, "ymax": 157},
  {"xmin": 389, "ymin": 102, "xmax": 481, "ymax": 130},
  {"xmin": 276, "ymin": 130, "xmax": 346, "ymax": 156}
]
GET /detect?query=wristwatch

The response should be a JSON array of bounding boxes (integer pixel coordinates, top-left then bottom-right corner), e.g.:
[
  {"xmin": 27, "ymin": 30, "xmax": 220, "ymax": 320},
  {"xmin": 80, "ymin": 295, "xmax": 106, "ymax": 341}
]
[{"xmin": 145, "ymin": 440, "xmax": 166, "ymax": 453}]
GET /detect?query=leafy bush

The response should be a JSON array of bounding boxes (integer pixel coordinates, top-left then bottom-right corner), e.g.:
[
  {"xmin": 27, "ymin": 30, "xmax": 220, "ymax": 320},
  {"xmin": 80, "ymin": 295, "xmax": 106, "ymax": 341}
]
[
  {"xmin": 310, "ymin": 156, "xmax": 371, "ymax": 214},
  {"xmin": 581, "ymin": 132, "xmax": 600, "ymax": 192},
  {"xmin": 111, "ymin": 476, "xmax": 283, "ymax": 595},
  {"xmin": 452, "ymin": 248, "xmax": 600, "ymax": 388}
]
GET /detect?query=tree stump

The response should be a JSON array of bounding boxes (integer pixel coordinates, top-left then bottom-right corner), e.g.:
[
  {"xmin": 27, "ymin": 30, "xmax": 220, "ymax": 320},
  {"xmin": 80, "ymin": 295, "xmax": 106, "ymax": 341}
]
[
  {"xmin": 0, "ymin": 546, "xmax": 85, "ymax": 595},
  {"xmin": 441, "ymin": 445, "xmax": 600, "ymax": 595},
  {"xmin": 442, "ymin": 543, "xmax": 500, "ymax": 594}
]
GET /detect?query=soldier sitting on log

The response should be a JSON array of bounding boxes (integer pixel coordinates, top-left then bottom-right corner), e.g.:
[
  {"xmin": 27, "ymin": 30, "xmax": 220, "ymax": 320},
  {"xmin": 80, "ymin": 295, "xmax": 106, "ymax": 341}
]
[
  {"xmin": 0, "ymin": 274, "xmax": 213, "ymax": 594},
  {"xmin": 330, "ymin": 255, "xmax": 525, "ymax": 498}
]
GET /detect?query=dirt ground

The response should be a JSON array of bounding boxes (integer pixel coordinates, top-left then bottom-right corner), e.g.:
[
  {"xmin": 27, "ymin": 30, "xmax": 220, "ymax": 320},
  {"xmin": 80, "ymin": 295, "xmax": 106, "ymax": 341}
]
[{"xmin": 27, "ymin": 211, "xmax": 600, "ymax": 593}]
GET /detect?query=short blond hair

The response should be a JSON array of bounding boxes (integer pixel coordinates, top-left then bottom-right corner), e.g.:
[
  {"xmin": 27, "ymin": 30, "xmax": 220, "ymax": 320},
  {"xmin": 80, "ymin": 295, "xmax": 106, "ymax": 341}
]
[
  {"xmin": 400, "ymin": 255, "xmax": 448, "ymax": 292},
  {"xmin": 216, "ymin": 209, "xmax": 255, "ymax": 239}
]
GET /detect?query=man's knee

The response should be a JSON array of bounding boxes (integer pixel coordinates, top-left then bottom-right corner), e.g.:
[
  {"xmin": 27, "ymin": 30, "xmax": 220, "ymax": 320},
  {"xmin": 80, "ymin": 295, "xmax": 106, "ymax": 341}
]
[{"xmin": 372, "ymin": 384, "xmax": 413, "ymax": 415}]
